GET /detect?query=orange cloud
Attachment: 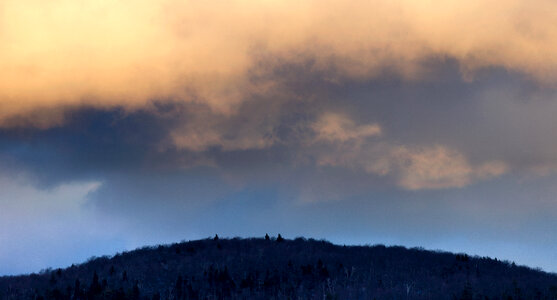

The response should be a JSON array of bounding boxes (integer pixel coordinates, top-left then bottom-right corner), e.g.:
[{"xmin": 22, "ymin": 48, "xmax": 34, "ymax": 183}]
[
  {"xmin": 312, "ymin": 113, "xmax": 381, "ymax": 143},
  {"xmin": 310, "ymin": 113, "xmax": 508, "ymax": 190},
  {"xmin": 1, "ymin": 0, "xmax": 557, "ymax": 128},
  {"xmin": 391, "ymin": 146, "xmax": 508, "ymax": 190}
]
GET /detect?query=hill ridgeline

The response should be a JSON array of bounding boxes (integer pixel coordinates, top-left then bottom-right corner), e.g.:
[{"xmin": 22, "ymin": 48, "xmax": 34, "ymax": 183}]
[{"xmin": 1, "ymin": 236, "xmax": 556, "ymax": 299}]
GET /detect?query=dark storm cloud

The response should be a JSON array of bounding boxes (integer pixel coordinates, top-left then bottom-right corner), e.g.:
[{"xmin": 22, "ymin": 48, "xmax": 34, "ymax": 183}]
[
  {"xmin": 1, "ymin": 60, "xmax": 556, "ymax": 190},
  {"xmin": 0, "ymin": 107, "xmax": 170, "ymax": 185}
]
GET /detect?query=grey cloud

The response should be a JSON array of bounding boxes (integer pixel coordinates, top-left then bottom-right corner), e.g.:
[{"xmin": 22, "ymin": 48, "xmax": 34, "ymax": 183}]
[{"xmin": 2, "ymin": 61, "xmax": 557, "ymax": 191}]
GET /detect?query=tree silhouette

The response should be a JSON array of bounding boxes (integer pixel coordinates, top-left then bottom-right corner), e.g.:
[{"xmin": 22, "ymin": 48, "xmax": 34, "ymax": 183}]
[{"xmin": 88, "ymin": 271, "xmax": 102, "ymax": 296}]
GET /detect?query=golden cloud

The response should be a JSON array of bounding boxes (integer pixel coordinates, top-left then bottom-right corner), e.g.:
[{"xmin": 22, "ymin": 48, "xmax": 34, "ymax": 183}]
[
  {"xmin": 312, "ymin": 113, "xmax": 381, "ymax": 143},
  {"xmin": 1, "ymin": 0, "xmax": 557, "ymax": 128},
  {"xmin": 311, "ymin": 113, "xmax": 508, "ymax": 190},
  {"xmin": 391, "ymin": 146, "xmax": 508, "ymax": 190}
]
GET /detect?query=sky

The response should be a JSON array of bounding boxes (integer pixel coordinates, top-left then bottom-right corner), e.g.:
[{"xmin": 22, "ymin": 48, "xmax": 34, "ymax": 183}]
[{"xmin": 1, "ymin": 0, "xmax": 557, "ymax": 275}]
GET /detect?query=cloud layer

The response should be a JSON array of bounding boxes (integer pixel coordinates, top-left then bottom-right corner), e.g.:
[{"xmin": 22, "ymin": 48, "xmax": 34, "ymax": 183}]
[{"xmin": 2, "ymin": 0, "xmax": 557, "ymax": 128}]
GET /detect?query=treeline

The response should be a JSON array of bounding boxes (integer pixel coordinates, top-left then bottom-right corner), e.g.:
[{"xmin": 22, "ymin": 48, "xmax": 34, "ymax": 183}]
[{"xmin": 1, "ymin": 235, "xmax": 557, "ymax": 299}]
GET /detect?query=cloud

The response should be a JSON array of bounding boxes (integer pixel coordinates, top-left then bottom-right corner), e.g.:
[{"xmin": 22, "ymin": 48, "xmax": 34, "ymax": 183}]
[
  {"xmin": 312, "ymin": 112, "xmax": 381, "ymax": 143},
  {"xmin": 2, "ymin": 0, "xmax": 557, "ymax": 128},
  {"xmin": 168, "ymin": 103, "xmax": 277, "ymax": 152},
  {"xmin": 391, "ymin": 146, "xmax": 508, "ymax": 190},
  {"xmin": 316, "ymin": 142, "xmax": 509, "ymax": 190},
  {"xmin": 310, "ymin": 113, "xmax": 508, "ymax": 190}
]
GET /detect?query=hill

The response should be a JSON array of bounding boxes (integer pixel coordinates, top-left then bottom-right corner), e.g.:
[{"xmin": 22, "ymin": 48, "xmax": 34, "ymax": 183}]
[{"xmin": 1, "ymin": 236, "xmax": 556, "ymax": 299}]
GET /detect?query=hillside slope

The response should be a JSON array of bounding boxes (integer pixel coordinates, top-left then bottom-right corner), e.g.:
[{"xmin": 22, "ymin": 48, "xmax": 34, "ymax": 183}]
[{"xmin": 1, "ymin": 236, "xmax": 556, "ymax": 299}]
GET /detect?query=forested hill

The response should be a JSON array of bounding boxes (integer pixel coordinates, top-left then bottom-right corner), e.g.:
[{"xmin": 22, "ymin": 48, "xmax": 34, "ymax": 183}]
[{"xmin": 1, "ymin": 236, "xmax": 557, "ymax": 299}]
